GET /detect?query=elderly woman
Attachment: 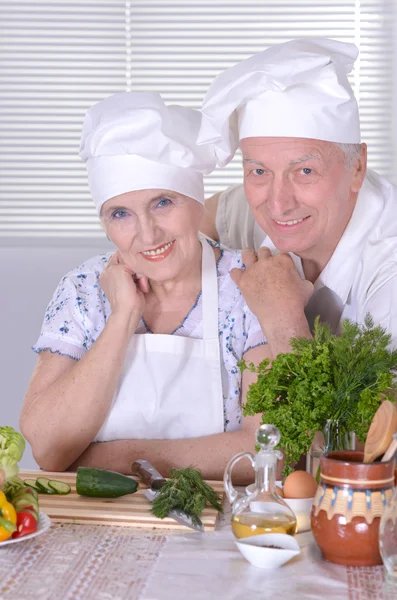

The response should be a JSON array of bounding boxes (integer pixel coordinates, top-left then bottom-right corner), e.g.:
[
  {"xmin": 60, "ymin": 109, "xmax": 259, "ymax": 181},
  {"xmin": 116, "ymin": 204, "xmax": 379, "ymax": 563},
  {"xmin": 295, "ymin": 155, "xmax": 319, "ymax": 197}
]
[{"xmin": 20, "ymin": 92, "xmax": 269, "ymax": 482}]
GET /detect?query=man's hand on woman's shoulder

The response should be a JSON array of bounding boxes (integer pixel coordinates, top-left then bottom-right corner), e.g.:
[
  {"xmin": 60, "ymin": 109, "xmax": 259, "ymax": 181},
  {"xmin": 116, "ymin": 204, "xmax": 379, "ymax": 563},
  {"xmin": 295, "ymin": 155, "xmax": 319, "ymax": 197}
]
[{"xmin": 231, "ymin": 247, "xmax": 313, "ymax": 354}]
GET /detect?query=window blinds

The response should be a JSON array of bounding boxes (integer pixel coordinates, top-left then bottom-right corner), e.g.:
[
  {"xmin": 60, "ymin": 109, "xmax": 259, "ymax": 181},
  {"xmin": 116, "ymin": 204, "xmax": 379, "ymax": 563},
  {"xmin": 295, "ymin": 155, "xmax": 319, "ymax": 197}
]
[
  {"xmin": 0, "ymin": 1, "xmax": 126, "ymax": 239},
  {"xmin": 0, "ymin": 0, "xmax": 395, "ymax": 239}
]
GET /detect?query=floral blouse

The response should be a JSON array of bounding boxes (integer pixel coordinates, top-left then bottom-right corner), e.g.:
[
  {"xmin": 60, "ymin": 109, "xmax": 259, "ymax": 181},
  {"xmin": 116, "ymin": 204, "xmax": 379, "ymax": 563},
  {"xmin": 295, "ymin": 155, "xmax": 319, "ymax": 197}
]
[{"xmin": 33, "ymin": 242, "xmax": 267, "ymax": 431}]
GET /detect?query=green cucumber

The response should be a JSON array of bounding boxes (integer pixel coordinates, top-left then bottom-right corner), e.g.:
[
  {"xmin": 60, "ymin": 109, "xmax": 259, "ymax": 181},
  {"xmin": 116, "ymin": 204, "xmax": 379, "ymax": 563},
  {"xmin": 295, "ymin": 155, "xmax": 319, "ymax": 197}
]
[
  {"xmin": 12, "ymin": 489, "xmax": 38, "ymax": 503},
  {"xmin": 12, "ymin": 496, "xmax": 39, "ymax": 512},
  {"xmin": 35, "ymin": 477, "xmax": 56, "ymax": 494},
  {"xmin": 24, "ymin": 478, "xmax": 70, "ymax": 495},
  {"xmin": 48, "ymin": 480, "xmax": 71, "ymax": 495},
  {"xmin": 23, "ymin": 479, "xmax": 41, "ymax": 494},
  {"xmin": 76, "ymin": 467, "xmax": 139, "ymax": 498},
  {"xmin": 11, "ymin": 489, "xmax": 38, "ymax": 504}
]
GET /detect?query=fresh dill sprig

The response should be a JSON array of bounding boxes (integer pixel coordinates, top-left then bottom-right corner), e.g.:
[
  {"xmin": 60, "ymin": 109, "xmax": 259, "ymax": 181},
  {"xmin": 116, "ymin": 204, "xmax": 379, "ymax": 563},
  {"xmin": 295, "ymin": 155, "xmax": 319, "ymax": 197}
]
[{"xmin": 151, "ymin": 467, "xmax": 223, "ymax": 526}]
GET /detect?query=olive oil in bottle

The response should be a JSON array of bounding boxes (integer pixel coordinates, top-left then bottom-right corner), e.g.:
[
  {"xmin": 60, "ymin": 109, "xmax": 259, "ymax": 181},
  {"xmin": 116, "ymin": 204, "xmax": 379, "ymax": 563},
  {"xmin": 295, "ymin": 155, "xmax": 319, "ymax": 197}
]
[
  {"xmin": 224, "ymin": 424, "xmax": 298, "ymax": 542},
  {"xmin": 232, "ymin": 512, "xmax": 297, "ymax": 538}
]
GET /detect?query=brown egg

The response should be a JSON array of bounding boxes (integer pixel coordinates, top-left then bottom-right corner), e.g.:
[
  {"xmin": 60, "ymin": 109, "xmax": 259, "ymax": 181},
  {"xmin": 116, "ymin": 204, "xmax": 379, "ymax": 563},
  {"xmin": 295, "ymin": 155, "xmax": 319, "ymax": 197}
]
[
  {"xmin": 276, "ymin": 485, "xmax": 284, "ymax": 498},
  {"xmin": 283, "ymin": 470, "xmax": 318, "ymax": 499}
]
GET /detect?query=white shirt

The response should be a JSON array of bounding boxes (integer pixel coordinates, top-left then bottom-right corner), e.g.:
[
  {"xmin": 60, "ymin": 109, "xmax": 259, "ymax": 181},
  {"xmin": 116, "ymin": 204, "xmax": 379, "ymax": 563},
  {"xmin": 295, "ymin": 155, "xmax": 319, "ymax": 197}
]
[
  {"xmin": 263, "ymin": 169, "xmax": 397, "ymax": 345},
  {"xmin": 33, "ymin": 242, "xmax": 266, "ymax": 432}
]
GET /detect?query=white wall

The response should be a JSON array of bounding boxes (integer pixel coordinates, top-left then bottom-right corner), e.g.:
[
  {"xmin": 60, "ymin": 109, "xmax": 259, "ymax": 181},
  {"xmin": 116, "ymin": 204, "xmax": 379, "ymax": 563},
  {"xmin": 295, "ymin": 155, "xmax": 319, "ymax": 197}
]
[{"xmin": 1, "ymin": 243, "xmax": 112, "ymax": 469}]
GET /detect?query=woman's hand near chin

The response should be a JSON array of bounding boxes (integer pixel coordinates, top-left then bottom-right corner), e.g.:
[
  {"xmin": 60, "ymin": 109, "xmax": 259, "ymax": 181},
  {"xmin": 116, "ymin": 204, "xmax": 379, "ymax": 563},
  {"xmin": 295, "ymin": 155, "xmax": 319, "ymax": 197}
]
[
  {"xmin": 20, "ymin": 252, "xmax": 151, "ymax": 473},
  {"xmin": 100, "ymin": 252, "xmax": 149, "ymax": 335}
]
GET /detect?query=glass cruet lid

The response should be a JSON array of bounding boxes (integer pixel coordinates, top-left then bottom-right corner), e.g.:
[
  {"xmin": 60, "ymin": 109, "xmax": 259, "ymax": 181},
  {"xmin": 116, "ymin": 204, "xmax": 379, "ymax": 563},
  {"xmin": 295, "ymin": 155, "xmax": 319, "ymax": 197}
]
[{"xmin": 254, "ymin": 424, "xmax": 283, "ymax": 471}]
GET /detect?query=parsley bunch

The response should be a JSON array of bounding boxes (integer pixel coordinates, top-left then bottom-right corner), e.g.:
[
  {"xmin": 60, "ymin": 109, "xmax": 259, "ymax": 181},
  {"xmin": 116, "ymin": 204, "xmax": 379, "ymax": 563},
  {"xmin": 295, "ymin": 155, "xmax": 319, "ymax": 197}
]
[
  {"xmin": 151, "ymin": 467, "xmax": 223, "ymax": 527},
  {"xmin": 242, "ymin": 315, "xmax": 397, "ymax": 477}
]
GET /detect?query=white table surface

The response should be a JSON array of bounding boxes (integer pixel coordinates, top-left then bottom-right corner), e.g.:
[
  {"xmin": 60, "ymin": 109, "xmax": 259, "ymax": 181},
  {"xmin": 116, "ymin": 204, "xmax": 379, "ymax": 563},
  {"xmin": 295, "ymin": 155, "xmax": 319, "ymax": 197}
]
[
  {"xmin": 1, "ymin": 499, "xmax": 396, "ymax": 599},
  {"xmin": 144, "ymin": 508, "xmax": 396, "ymax": 600}
]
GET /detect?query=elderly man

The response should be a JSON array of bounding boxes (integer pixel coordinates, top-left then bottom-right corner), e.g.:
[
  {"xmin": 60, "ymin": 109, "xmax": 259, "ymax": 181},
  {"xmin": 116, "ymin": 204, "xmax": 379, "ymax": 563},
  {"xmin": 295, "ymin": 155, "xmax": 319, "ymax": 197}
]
[{"xmin": 199, "ymin": 38, "xmax": 397, "ymax": 355}]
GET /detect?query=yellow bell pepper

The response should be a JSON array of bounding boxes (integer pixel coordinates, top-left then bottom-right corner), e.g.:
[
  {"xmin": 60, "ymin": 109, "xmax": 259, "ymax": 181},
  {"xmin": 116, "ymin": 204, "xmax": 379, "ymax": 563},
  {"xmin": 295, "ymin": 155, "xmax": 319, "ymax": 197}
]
[{"xmin": 0, "ymin": 490, "xmax": 17, "ymax": 542}]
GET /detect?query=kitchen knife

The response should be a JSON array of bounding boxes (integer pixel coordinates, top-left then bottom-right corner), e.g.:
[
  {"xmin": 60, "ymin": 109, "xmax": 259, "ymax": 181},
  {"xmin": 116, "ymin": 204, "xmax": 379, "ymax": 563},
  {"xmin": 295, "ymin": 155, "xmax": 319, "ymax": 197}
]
[{"xmin": 131, "ymin": 459, "xmax": 204, "ymax": 532}]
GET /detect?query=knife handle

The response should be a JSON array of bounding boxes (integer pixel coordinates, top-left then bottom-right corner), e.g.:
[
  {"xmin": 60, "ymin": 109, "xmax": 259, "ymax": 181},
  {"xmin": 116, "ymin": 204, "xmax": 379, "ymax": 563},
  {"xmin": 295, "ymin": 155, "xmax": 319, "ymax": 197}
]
[{"xmin": 131, "ymin": 459, "xmax": 166, "ymax": 490}]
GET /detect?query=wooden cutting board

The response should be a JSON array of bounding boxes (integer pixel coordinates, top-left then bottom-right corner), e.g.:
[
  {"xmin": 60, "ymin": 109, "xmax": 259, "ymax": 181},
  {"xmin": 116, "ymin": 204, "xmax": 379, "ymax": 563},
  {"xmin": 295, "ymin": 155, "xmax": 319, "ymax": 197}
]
[{"xmin": 18, "ymin": 470, "xmax": 224, "ymax": 533}]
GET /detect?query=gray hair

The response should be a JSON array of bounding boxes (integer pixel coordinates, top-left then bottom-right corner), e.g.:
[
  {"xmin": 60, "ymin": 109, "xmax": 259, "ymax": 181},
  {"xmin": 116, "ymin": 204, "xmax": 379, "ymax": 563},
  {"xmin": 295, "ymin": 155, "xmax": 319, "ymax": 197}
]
[{"xmin": 335, "ymin": 143, "xmax": 363, "ymax": 170}]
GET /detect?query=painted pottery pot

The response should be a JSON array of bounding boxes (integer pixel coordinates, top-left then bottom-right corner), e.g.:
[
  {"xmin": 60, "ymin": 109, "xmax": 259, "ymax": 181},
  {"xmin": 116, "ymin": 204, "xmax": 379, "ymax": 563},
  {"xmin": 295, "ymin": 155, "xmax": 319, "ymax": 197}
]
[{"xmin": 310, "ymin": 450, "xmax": 395, "ymax": 566}]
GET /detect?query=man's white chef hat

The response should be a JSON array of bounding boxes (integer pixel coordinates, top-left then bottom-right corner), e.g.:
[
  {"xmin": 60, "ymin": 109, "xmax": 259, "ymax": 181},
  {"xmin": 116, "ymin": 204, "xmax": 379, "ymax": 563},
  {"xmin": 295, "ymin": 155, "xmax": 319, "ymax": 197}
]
[
  {"xmin": 80, "ymin": 92, "xmax": 215, "ymax": 211},
  {"xmin": 198, "ymin": 38, "xmax": 361, "ymax": 167}
]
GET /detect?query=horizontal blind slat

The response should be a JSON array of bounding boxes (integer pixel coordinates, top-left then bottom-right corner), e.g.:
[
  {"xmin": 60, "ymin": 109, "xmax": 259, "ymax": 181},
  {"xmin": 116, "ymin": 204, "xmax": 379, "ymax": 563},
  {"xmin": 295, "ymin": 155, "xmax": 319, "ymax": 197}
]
[{"xmin": 0, "ymin": 0, "xmax": 395, "ymax": 240}]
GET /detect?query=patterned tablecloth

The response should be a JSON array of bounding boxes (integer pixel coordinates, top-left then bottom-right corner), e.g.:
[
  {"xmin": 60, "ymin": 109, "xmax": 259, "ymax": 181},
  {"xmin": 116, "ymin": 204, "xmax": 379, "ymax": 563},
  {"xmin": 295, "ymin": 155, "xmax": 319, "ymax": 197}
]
[
  {"xmin": 0, "ymin": 505, "xmax": 396, "ymax": 600},
  {"xmin": 0, "ymin": 524, "xmax": 166, "ymax": 600}
]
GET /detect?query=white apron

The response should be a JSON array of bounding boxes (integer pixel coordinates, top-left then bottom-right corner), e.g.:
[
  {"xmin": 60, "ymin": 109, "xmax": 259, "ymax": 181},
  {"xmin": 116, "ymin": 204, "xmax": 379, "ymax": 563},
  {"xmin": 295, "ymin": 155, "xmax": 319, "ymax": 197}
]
[{"xmin": 94, "ymin": 238, "xmax": 224, "ymax": 441}]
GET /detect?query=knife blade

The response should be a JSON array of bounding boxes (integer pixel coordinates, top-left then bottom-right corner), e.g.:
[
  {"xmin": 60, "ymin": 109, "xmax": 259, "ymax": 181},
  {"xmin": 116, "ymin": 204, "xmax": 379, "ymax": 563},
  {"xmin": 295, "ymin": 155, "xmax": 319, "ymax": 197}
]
[{"xmin": 131, "ymin": 459, "xmax": 204, "ymax": 532}]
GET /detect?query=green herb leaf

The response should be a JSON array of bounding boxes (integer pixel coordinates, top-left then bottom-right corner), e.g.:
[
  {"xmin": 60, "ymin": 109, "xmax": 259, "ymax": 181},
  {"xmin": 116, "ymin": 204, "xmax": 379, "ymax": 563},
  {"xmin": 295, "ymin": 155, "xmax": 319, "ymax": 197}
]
[
  {"xmin": 151, "ymin": 467, "xmax": 223, "ymax": 526},
  {"xmin": 243, "ymin": 314, "xmax": 397, "ymax": 477}
]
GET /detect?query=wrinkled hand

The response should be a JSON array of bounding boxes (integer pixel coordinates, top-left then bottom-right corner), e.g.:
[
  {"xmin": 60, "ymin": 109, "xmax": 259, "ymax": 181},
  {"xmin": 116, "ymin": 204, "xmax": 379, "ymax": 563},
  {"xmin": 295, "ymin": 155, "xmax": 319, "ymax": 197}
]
[
  {"xmin": 231, "ymin": 247, "xmax": 313, "ymax": 327},
  {"xmin": 100, "ymin": 252, "xmax": 149, "ymax": 329}
]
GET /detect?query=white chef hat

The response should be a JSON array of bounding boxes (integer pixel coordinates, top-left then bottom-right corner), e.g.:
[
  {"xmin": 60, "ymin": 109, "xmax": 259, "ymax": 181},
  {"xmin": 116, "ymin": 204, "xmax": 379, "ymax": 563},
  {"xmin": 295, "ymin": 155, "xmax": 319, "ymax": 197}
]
[
  {"xmin": 80, "ymin": 92, "xmax": 215, "ymax": 211},
  {"xmin": 198, "ymin": 38, "xmax": 361, "ymax": 167}
]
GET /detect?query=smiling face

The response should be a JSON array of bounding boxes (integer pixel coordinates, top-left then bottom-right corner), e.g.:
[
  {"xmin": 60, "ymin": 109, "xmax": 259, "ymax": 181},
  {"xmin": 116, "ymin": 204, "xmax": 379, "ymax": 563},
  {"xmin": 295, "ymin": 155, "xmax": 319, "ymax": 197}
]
[
  {"xmin": 100, "ymin": 189, "xmax": 203, "ymax": 281},
  {"xmin": 241, "ymin": 137, "xmax": 366, "ymax": 262}
]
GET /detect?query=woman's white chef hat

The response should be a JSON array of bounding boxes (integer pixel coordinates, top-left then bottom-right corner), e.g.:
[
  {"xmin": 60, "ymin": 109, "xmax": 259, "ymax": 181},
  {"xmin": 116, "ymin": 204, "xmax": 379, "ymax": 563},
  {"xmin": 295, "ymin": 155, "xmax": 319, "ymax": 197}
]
[
  {"xmin": 198, "ymin": 38, "xmax": 361, "ymax": 167},
  {"xmin": 80, "ymin": 92, "xmax": 216, "ymax": 212}
]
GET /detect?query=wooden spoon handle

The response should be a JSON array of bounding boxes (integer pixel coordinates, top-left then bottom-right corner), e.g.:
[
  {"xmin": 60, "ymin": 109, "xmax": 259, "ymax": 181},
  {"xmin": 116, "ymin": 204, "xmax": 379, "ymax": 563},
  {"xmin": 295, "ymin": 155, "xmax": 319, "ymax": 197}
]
[{"xmin": 364, "ymin": 400, "xmax": 397, "ymax": 463}]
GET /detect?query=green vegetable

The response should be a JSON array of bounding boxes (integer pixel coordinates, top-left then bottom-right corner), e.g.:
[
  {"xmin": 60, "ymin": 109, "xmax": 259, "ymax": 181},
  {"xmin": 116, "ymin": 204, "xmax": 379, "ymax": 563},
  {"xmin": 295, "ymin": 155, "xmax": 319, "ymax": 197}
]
[
  {"xmin": 151, "ymin": 467, "xmax": 223, "ymax": 527},
  {"xmin": 11, "ymin": 495, "xmax": 39, "ymax": 513},
  {"xmin": 35, "ymin": 478, "xmax": 56, "ymax": 494},
  {"xmin": 6, "ymin": 485, "xmax": 40, "ymax": 524},
  {"xmin": 10, "ymin": 487, "xmax": 38, "ymax": 504},
  {"xmin": 0, "ymin": 427, "xmax": 25, "ymax": 481},
  {"xmin": 48, "ymin": 480, "xmax": 71, "ymax": 495},
  {"xmin": 9, "ymin": 486, "xmax": 39, "ymax": 506},
  {"xmin": 3, "ymin": 476, "xmax": 26, "ymax": 498},
  {"xmin": 23, "ymin": 479, "xmax": 41, "ymax": 492},
  {"xmin": 23, "ymin": 478, "xmax": 71, "ymax": 495},
  {"xmin": 76, "ymin": 467, "xmax": 138, "ymax": 498},
  {"xmin": 242, "ymin": 315, "xmax": 397, "ymax": 477},
  {"xmin": 0, "ymin": 516, "xmax": 16, "ymax": 534}
]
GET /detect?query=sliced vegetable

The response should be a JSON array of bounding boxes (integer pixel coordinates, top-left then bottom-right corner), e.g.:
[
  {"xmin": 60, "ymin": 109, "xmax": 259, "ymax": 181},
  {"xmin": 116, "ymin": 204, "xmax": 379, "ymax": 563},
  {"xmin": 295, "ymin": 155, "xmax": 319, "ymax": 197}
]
[
  {"xmin": 76, "ymin": 467, "xmax": 139, "ymax": 498},
  {"xmin": 17, "ymin": 507, "xmax": 39, "ymax": 522},
  {"xmin": 12, "ymin": 496, "xmax": 39, "ymax": 513},
  {"xmin": 11, "ymin": 486, "xmax": 38, "ymax": 501},
  {"xmin": 11, "ymin": 488, "xmax": 38, "ymax": 504},
  {"xmin": 12, "ymin": 510, "xmax": 38, "ymax": 539},
  {"xmin": 48, "ymin": 480, "xmax": 71, "ymax": 495},
  {"xmin": 24, "ymin": 487, "xmax": 39, "ymax": 500},
  {"xmin": 23, "ymin": 478, "xmax": 71, "ymax": 495},
  {"xmin": 23, "ymin": 479, "xmax": 41, "ymax": 492},
  {"xmin": 0, "ymin": 490, "xmax": 17, "ymax": 542},
  {"xmin": 35, "ymin": 478, "xmax": 56, "ymax": 495},
  {"xmin": 0, "ymin": 516, "xmax": 16, "ymax": 540}
]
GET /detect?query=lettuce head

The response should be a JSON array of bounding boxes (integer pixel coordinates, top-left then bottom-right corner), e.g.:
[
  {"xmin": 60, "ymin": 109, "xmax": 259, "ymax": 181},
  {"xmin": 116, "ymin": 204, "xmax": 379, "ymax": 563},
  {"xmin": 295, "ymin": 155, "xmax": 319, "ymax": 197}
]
[{"xmin": 0, "ymin": 426, "xmax": 25, "ymax": 480}]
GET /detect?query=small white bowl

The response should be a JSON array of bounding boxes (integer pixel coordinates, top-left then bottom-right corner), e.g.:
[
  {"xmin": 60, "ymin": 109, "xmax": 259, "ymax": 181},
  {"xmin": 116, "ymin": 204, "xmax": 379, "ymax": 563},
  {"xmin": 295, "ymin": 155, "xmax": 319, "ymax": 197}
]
[
  {"xmin": 235, "ymin": 533, "xmax": 301, "ymax": 569},
  {"xmin": 245, "ymin": 484, "xmax": 314, "ymax": 533}
]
